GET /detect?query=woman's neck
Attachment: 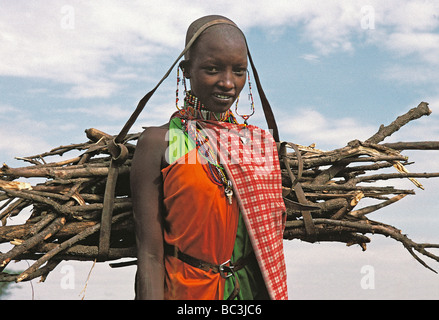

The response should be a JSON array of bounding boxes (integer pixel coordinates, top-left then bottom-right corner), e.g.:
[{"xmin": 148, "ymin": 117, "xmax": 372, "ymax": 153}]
[{"xmin": 182, "ymin": 91, "xmax": 230, "ymax": 121}]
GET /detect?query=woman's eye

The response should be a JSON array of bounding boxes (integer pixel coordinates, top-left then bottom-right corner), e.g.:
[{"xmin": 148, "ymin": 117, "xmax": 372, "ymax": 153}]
[
  {"xmin": 234, "ymin": 69, "xmax": 247, "ymax": 76},
  {"xmin": 205, "ymin": 66, "xmax": 218, "ymax": 73}
]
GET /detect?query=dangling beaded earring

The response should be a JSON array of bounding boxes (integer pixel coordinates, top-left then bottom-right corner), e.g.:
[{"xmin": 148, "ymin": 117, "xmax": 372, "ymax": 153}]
[
  {"xmin": 176, "ymin": 65, "xmax": 189, "ymax": 111},
  {"xmin": 176, "ymin": 66, "xmax": 181, "ymax": 110},
  {"xmin": 235, "ymin": 70, "xmax": 255, "ymax": 126},
  {"xmin": 182, "ymin": 67, "xmax": 188, "ymax": 97}
]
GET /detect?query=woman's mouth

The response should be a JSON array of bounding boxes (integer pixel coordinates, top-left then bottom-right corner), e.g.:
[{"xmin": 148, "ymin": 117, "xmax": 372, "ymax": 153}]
[{"xmin": 213, "ymin": 93, "xmax": 234, "ymax": 102}]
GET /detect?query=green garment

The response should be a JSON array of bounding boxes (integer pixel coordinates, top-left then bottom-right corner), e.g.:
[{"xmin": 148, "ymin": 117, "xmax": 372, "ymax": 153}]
[
  {"xmin": 167, "ymin": 117, "xmax": 268, "ymax": 300},
  {"xmin": 167, "ymin": 117, "xmax": 196, "ymax": 164},
  {"xmin": 223, "ymin": 213, "xmax": 269, "ymax": 300}
]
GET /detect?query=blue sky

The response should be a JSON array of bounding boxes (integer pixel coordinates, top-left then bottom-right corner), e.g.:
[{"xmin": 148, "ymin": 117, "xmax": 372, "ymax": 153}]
[{"xmin": 1, "ymin": 1, "xmax": 439, "ymax": 299}]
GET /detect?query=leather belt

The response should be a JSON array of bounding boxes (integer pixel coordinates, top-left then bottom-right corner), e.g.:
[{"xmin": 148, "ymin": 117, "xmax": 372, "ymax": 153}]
[{"xmin": 164, "ymin": 243, "xmax": 253, "ymax": 300}]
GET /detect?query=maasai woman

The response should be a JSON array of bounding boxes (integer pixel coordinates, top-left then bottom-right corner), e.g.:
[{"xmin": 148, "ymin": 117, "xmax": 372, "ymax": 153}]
[{"xmin": 130, "ymin": 15, "xmax": 287, "ymax": 300}]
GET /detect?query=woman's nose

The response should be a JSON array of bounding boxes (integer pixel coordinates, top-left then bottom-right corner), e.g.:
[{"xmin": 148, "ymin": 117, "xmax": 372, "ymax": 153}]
[{"xmin": 218, "ymin": 71, "xmax": 234, "ymax": 90}]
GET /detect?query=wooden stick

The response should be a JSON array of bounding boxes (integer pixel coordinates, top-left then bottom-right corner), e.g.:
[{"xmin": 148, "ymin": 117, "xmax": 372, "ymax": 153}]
[
  {"xmin": 286, "ymin": 218, "xmax": 439, "ymax": 272},
  {"xmin": 0, "ymin": 216, "xmax": 66, "ymax": 269},
  {"xmin": 16, "ymin": 211, "xmax": 131, "ymax": 282},
  {"xmin": 366, "ymin": 102, "xmax": 431, "ymax": 144},
  {"xmin": 349, "ymin": 194, "xmax": 407, "ymax": 217},
  {"xmin": 355, "ymin": 172, "xmax": 439, "ymax": 183},
  {"xmin": 381, "ymin": 141, "xmax": 439, "ymax": 150},
  {"xmin": 19, "ymin": 244, "xmax": 136, "ymax": 261},
  {"xmin": 0, "ymin": 259, "xmax": 61, "ymax": 282}
]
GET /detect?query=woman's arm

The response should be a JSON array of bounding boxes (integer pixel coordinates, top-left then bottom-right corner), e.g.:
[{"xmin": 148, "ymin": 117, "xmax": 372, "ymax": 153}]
[{"xmin": 130, "ymin": 126, "xmax": 168, "ymax": 300}]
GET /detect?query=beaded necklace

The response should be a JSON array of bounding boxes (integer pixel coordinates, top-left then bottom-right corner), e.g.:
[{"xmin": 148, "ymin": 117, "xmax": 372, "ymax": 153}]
[
  {"xmin": 178, "ymin": 91, "xmax": 237, "ymax": 122},
  {"xmin": 177, "ymin": 91, "xmax": 236, "ymax": 204}
]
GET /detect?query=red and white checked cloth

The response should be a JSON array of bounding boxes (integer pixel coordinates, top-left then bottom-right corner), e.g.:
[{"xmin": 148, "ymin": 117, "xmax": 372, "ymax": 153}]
[{"xmin": 198, "ymin": 120, "xmax": 288, "ymax": 300}]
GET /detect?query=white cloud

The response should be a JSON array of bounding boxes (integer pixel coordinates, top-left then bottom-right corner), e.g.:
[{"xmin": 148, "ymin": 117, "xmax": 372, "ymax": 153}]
[
  {"xmin": 0, "ymin": 104, "xmax": 17, "ymax": 114},
  {"xmin": 0, "ymin": 105, "xmax": 52, "ymax": 159},
  {"xmin": 382, "ymin": 64, "xmax": 439, "ymax": 85},
  {"xmin": 279, "ymin": 98, "xmax": 439, "ymax": 153},
  {"xmin": 61, "ymin": 97, "xmax": 176, "ymax": 134},
  {"xmin": 0, "ymin": 1, "xmax": 190, "ymax": 98},
  {"xmin": 65, "ymin": 79, "xmax": 122, "ymax": 99},
  {"xmin": 64, "ymin": 104, "xmax": 132, "ymax": 121},
  {"xmin": 0, "ymin": 127, "xmax": 51, "ymax": 160},
  {"xmin": 300, "ymin": 54, "xmax": 320, "ymax": 63},
  {"xmin": 385, "ymin": 32, "xmax": 439, "ymax": 64},
  {"xmin": 363, "ymin": 1, "xmax": 439, "ymax": 85},
  {"xmin": 376, "ymin": 0, "xmax": 439, "ymax": 32},
  {"xmin": 1, "ymin": 1, "xmax": 437, "ymax": 99},
  {"xmin": 278, "ymin": 107, "xmax": 376, "ymax": 149}
]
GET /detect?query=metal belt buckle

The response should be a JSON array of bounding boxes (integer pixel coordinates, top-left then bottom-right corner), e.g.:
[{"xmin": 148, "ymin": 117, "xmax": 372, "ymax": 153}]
[{"xmin": 219, "ymin": 259, "xmax": 234, "ymax": 279}]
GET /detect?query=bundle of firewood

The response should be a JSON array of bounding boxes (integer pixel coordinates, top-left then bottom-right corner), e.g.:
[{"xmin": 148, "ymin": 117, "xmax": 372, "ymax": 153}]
[{"xmin": 1, "ymin": 102, "xmax": 439, "ymax": 283}]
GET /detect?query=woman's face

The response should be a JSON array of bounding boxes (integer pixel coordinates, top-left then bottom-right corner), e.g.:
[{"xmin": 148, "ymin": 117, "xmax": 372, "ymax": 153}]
[{"xmin": 184, "ymin": 26, "xmax": 248, "ymax": 114}]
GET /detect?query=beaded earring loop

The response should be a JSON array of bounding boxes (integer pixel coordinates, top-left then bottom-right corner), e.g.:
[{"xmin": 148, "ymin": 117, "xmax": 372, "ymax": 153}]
[
  {"xmin": 176, "ymin": 64, "xmax": 189, "ymax": 110},
  {"xmin": 176, "ymin": 67, "xmax": 181, "ymax": 110},
  {"xmin": 235, "ymin": 70, "xmax": 255, "ymax": 125}
]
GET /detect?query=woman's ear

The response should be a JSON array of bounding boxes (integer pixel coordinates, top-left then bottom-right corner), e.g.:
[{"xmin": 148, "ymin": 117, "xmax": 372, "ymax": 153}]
[{"xmin": 179, "ymin": 60, "xmax": 191, "ymax": 79}]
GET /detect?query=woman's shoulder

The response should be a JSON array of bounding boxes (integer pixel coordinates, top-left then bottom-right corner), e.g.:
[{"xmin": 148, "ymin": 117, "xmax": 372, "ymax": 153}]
[
  {"xmin": 138, "ymin": 123, "xmax": 169, "ymax": 144},
  {"xmin": 135, "ymin": 122, "xmax": 170, "ymax": 160}
]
